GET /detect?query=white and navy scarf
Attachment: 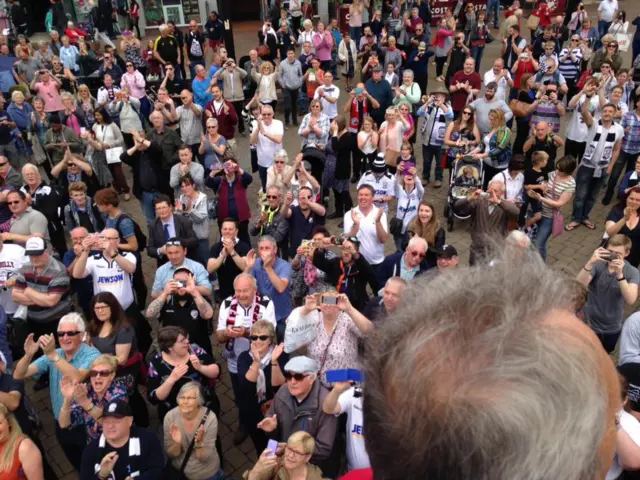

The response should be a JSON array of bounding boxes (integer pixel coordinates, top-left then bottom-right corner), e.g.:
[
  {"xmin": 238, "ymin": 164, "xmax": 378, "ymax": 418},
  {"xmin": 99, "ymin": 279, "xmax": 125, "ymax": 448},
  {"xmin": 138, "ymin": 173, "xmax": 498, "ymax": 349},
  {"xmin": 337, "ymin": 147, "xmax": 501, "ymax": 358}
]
[
  {"xmin": 250, "ymin": 345, "xmax": 274, "ymax": 402},
  {"xmin": 582, "ymin": 120, "xmax": 617, "ymax": 176},
  {"xmin": 94, "ymin": 432, "xmax": 141, "ymax": 479}
]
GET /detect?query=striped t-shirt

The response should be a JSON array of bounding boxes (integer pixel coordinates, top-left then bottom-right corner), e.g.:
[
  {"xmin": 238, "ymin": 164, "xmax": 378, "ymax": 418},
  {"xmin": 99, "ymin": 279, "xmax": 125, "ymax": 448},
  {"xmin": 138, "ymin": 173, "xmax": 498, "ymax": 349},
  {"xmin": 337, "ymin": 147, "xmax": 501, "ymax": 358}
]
[
  {"xmin": 15, "ymin": 256, "xmax": 70, "ymax": 323},
  {"xmin": 558, "ymin": 48, "xmax": 583, "ymax": 80},
  {"xmin": 542, "ymin": 171, "xmax": 576, "ymax": 218}
]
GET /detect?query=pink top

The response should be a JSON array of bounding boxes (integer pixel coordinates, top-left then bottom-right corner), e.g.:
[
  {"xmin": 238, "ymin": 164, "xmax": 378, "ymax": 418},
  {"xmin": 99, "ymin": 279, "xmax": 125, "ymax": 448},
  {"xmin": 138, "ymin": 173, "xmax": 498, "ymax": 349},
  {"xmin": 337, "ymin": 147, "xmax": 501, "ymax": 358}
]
[
  {"xmin": 307, "ymin": 312, "xmax": 362, "ymax": 386},
  {"xmin": 312, "ymin": 31, "xmax": 333, "ymax": 61},
  {"xmin": 35, "ymin": 81, "xmax": 64, "ymax": 112},
  {"xmin": 120, "ymin": 71, "xmax": 146, "ymax": 99},
  {"xmin": 402, "ymin": 114, "xmax": 414, "ymax": 140}
]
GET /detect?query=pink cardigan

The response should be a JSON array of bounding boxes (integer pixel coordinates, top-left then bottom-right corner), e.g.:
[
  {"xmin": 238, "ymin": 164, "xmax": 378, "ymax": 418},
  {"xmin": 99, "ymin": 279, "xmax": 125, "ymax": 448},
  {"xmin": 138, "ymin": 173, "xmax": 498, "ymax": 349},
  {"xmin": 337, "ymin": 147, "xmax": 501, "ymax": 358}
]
[
  {"xmin": 120, "ymin": 71, "xmax": 146, "ymax": 99},
  {"xmin": 312, "ymin": 31, "xmax": 333, "ymax": 61}
]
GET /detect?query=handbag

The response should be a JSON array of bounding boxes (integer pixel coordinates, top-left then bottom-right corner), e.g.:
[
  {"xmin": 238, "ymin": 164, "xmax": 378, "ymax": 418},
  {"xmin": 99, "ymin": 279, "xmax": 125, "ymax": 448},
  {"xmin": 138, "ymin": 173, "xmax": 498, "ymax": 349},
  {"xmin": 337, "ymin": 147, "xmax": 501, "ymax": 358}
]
[
  {"xmin": 164, "ymin": 409, "xmax": 211, "ymax": 480},
  {"xmin": 485, "ymin": 31, "xmax": 494, "ymax": 44},
  {"xmin": 615, "ymin": 33, "xmax": 631, "ymax": 52},
  {"xmin": 256, "ymin": 44, "xmax": 270, "ymax": 57},
  {"xmin": 100, "ymin": 125, "xmax": 123, "ymax": 164},
  {"xmin": 526, "ymin": 14, "xmax": 540, "ymax": 31},
  {"xmin": 549, "ymin": 174, "xmax": 564, "ymax": 237}
]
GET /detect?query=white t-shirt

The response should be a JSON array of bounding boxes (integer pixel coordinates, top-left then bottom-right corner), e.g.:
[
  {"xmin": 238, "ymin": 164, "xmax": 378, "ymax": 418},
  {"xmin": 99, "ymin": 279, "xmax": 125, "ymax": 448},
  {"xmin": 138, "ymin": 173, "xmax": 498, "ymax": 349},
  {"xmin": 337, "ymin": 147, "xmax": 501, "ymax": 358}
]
[
  {"xmin": 483, "ymin": 69, "xmax": 513, "ymax": 103},
  {"xmin": 0, "ymin": 244, "xmax": 27, "ymax": 315},
  {"xmin": 84, "ymin": 252, "xmax": 137, "ymax": 310},
  {"xmin": 216, "ymin": 295, "xmax": 276, "ymax": 373},
  {"xmin": 566, "ymin": 94, "xmax": 600, "ymax": 142},
  {"xmin": 343, "ymin": 205, "xmax": 388, "ymax": 265},
  {"xmin": 357, "ymin": 172, "xmax": 396, "ymax": 212},
  {"xmin": 598, "ymin": 0, "xmax": 618, "ymax": 22},
  {"xmin": 491, "ymin": 171, "xmax": 524, "ymax": 201},
  {"xmin": 337, "ymin": 387, "xmax": 371, "ymax": 471},
  {"xmin": 314, "ymin": 84, "xmax": 340, "ymax": 120},
  {"xmin": 257, "ymin": 120, "xmax": 284, "ymax": 168},
  {"xmin": 606, "ymin": 410, "xmax": 640, "ymax": 480}
]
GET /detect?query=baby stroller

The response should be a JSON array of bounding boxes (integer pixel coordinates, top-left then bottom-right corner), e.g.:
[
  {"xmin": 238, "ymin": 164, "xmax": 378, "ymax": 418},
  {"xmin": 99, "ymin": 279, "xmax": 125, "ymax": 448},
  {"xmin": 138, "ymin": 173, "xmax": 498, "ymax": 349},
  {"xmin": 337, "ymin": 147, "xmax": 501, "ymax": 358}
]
[{"xmin": 443, "ymin": 155, "xmax": 485, "ymax": 232}]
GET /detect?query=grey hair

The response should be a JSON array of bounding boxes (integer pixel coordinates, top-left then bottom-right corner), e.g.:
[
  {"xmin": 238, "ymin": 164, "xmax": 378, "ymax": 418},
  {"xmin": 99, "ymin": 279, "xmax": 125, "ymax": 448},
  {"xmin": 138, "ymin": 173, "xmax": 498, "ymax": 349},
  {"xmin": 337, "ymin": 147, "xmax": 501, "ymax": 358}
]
[
  {"xmin": 402, "ymin": 69, "xmax": 414, "ymax": 80},
  {"xmin": 407, "ymin": 236, "xmax": 427, "ymax": 252},
  {"xmin": 58, "ymin": 312, "xmax": 87, "ymax": 333},
  {"xmin": 234, "ymin": 272, "xmax": 257, "ymax": 290},
  {"xmin": 505, "ymin": 229, "xmax": 531, "ymax": 249},
  {"xmin": 363, "ymin": 252, "xmax": 612, "ymax": 480},
  {"xmin": 385, "ymin": 276, "xmax": 407, "ymax": 288},
  {"xmin": 177, "ymin": 381, "xmax": 205, "ymax": 406},
  {"xmin": 274, "ymin": 149, "xmax": 289, "ymax": 164},
  {"xmin": 60, "ymin": 92, "xmax": 74, "ymax": 102},
  {"xmin": 258, "ymin": 235, "xmax": 277, "ymax": 248}
]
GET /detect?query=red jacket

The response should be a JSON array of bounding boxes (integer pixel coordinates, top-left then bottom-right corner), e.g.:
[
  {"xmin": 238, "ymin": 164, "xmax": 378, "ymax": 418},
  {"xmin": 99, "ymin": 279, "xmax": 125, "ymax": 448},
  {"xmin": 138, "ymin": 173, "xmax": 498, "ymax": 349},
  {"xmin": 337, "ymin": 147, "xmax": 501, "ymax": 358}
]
[
  {"xmin": 340, "ymin": 469, "xmax": 373, "ymax": 480},
  {"xmin": 203, "ymin": 99, "xmax": 238, "ymax": 140}
]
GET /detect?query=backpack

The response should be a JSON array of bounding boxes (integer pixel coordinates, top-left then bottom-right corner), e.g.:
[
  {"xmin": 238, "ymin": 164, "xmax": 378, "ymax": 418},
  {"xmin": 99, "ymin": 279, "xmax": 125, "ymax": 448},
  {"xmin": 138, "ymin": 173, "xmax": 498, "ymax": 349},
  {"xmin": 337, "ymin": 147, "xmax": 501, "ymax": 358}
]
[{"xmin": 115, "ymin": 213, "xmax": 147, "ymax": 252}]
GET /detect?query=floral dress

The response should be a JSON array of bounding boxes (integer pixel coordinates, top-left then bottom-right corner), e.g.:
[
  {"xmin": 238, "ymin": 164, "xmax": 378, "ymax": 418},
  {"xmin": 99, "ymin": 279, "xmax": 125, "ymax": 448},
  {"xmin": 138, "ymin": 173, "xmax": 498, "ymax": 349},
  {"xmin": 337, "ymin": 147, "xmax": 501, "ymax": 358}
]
[
  {"xmin": 123, "ymin": 41, "xmax": 146, "ymax": 70},
  {"xmin": 291, "ymin": 249, "xmax": 337, "ymax": 298},
  {"xmin": 69, "ymin": 377, "xmax": 129, "ymax": 442}
]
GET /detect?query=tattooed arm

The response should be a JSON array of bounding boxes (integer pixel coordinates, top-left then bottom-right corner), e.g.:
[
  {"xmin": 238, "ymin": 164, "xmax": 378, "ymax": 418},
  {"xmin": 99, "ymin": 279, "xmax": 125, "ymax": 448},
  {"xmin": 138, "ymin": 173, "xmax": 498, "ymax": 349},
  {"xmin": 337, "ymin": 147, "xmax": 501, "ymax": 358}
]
[{"xmin": 192, "ymin": 290, "xmax": 214, "ymax": 319}]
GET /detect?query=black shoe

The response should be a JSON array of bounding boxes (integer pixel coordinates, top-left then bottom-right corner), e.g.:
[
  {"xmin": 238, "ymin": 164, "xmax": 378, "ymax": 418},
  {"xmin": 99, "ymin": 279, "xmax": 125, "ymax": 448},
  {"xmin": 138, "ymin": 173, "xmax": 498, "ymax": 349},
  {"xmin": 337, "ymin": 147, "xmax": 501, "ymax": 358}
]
[
  {"xmin": 602, "ymin": 196, "xmax": 612, "ymax": 206},
  {"xmin": 33, "ymin": 374, "xmax": 49, "ymax": 392},
  {"xmin": 233, "ymin": 426, "xmax": 248, "ymax": 445},
  {"xmin": 327, "ymin": 212, "xmax": 341, "ymax": 220},
  {"xmin": 338, "ymin": 221, "xmax": 344, "ymax": 228},
  {"xmin": 350, "ymin": 175, "xmax": 358, "ymax": 184}
]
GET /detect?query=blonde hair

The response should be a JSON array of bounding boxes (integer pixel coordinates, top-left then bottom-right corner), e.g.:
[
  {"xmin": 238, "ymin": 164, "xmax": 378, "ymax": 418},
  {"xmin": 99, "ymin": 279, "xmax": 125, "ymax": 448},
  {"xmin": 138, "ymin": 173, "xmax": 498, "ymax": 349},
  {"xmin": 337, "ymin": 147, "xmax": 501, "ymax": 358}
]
[
  {"xmin": 91, "ymin": 354, "xmax": 118, "ymax": 371},
  {"xmin": 287, "ymin": 431, "xmax": 315, "ymax": 455},
  {"xmin": 250, "ymin": 320, "xmax": 277, "ymax": 344},
  {"xmin": 206, "ymin": 117, "xmax": 218, "ymax": 128},
  {"xmin": 0, "ymin": 404, "xmax": 23, "ymax": 473},
  {"xmin": 488, "ymin": 108, "xmax": 506, "ymax": 127},
  {"xmin": 260, "ymin": 61, "xmax": 274, "ymax": 74}
]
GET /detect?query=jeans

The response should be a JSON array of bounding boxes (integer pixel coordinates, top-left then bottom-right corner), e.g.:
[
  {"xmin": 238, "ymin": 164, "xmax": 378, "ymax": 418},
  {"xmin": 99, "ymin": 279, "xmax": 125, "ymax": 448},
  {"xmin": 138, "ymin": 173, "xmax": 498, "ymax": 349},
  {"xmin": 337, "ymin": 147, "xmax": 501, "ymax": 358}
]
[
  {"xmin": 603, "ymin": 150, "xmax": 638, "ymax": 204},
  {"xmin": 596, "ymin": 331, "xmax": 621, "ymax": 354},
  {"xmin": 470, "ymin": 46, "xmax": 485, "ymax": 72},
  {"xmin": 196, "ymin": 238, "xmax": 210, "ymax": 265},
  {"xmin": 598, "ymin": 20, "xmax": 612, "ymax": 38},
  {"xmin": 258, "ymin": 165, "xmax": 268, "ymax": 192},
  {"xmin": 571, "ymin": 165, "xmax": 608, "ymax": 222},
  {"xmin": 330, "ymin": 49, "xmax": 339, "ymax": 77},
  {"xmin": 140, "ymin": 190, "xmax": 157, "ymax": 224},
  {"xmin": 206, "ymin": 470, "xmax": 225, "ymax": 480},
  {"xmin": 422, "ymin": 144, "xmax": 443, "ymax": 181},
  {"xmin": 188, "ymin": 59, "xmax": 206, "ymax": 80},
  {"xmin": 534, "ymin": 215, "xmax": 553, "ymax": 260},
  {"xmin": 298, "ymin": 85, "xmax": 309, "ymax": 114},
  {"xmin": 283, "ymin": 88, "xmax": 300, "ymax": 126},
  {"xmin": 486, "ymin": 0, "xmax": 499, "ymax": 26},
  {"xmin": 350, "ymin": 26, "xmax": 362, "ymax": 49}
]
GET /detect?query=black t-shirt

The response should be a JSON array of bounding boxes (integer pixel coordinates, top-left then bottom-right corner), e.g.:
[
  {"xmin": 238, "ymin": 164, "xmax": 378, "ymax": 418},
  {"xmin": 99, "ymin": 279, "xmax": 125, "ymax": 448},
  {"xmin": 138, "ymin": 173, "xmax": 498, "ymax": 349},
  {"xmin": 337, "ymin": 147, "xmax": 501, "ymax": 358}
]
[
  {"xmin": 91, "ymin": 324, "xmax": 138, "ymax": 356},
  {"xmin": 606, "ymin": 206, "xmax": 640, "ymax": 267},
  {"xmin": 155, "ymin": 35, "xmax": 179, "ymax": 64},
  {"xmin": 160, "ymin": 296, "xmax": 212, "ymax": 354},
  {"xmin": 209, "ymin": 240, "xmax": 251, "ymax": 300},
  {"xmin": 523, "ymin": 167, "xmax": 547, "ymax": 187},
  {"xmin": 287, "ymin": 206, "xmax": 325, "ymax": 257},
  {"xmin": 0, "ymin": 374, "xmax": 29, "ymax": 433}
]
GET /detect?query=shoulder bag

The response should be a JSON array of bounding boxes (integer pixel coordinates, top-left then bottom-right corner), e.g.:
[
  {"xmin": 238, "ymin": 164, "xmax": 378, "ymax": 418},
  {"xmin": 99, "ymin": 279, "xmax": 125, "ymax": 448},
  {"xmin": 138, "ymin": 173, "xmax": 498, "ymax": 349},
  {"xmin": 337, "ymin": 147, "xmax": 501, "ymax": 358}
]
[{"xmin": 164, "ymin": 409, "xmax": 211, "ymax": 480}]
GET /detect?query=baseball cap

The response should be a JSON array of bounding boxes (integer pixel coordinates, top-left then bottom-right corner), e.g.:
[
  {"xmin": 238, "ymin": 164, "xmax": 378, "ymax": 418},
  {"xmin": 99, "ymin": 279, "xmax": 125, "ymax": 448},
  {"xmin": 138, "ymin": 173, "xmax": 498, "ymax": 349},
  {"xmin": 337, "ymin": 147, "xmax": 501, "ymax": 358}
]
[
  {"xmin": 371, "ymin": 65, "xmax": 383, "ymax": 73},
  {"xmin": 174, "ymin": 265, "xmax": 194, "ymax": 276},
  {"xmin": 25, "ymin": 237, "xmax": 45, "ymax": 256},
  {"xmin": 101, "ymin": 399, "xmax": 133, "ymax": 419},
  {"xmin": 436, "ymin": 244, "xmax": 458, "ymax": 259},
  {"xmin": 284, "ymin": 356, "xmax": 318, "ymax": 374}
]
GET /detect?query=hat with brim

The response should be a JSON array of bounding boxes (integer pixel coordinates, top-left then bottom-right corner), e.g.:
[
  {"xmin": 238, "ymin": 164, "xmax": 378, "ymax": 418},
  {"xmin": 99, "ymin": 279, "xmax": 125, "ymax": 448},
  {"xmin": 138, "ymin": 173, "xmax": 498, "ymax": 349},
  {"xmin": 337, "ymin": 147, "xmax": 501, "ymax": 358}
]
[
  {"xmin": 430, "ymin": 84, "xmax": 449, "ymax": 96},
  {"xmin": 284, "ymin": 355, "xmax": 318, "ymax": 374},
  {"xmin": 371, "ymin": 65, "xmax": 383, "ymax": 73},
  {"xmin": 370, "ymin": 153, "xmax": 387, "ymax": 172}
]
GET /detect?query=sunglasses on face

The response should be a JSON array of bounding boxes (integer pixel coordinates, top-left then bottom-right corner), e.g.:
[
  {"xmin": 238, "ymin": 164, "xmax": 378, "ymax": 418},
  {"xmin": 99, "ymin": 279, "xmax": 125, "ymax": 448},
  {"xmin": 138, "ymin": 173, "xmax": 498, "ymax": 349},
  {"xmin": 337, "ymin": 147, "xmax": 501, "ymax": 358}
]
[
  {"xmin": 409, "ymin": 250, "xmax": 426, "ymax": 258},
  {"xmin": 57, "ymin": 330, "xmax": 81, "ymax": 338},
  {"xmin": 90, "ymin": 369, "xmax": 112, "ymax": 377},
  {"xmin": 463, "ymin": 111, "xmax": 472, "ymax": 115},
  {"xmin": 284, "ymin": 371, "xmax": 309, "ymax": 381},
  {"xmin": 207, "ymin": 125, "xmax": 217, "ymax": 129},
  {"xmin": 126, "ymin": 64, "xmax": 133, "ymax": 67},
  {"xmin": 7, "ymin": 201, "xmax": 20, "ymax": 205},
  {"xmin": 274, "ymin": 160, "xmax": 285, "ymax": 164},
  {"xmin": 249, "ymin": 335, "xmax": 270, "ymax": 341},
  {"xmin": 266, "ymin": 195, "xmax": 279, "ymax": 199}
]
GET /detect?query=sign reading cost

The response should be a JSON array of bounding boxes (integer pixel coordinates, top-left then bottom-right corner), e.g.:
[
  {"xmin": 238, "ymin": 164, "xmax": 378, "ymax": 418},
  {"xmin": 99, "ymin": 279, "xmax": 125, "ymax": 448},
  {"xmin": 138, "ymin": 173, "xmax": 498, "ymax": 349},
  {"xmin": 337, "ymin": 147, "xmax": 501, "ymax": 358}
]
[{"xmin": 428, "ymin": 0, "xmax": 566, "ymax": 25}]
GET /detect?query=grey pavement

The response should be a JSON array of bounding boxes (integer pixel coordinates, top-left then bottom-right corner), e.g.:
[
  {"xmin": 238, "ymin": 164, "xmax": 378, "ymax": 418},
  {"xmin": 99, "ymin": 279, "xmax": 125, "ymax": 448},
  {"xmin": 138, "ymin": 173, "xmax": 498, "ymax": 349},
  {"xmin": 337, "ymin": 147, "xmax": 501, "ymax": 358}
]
[{"xmin": 27, "ymin": 3, "xmax": 640, "ymax": 478}]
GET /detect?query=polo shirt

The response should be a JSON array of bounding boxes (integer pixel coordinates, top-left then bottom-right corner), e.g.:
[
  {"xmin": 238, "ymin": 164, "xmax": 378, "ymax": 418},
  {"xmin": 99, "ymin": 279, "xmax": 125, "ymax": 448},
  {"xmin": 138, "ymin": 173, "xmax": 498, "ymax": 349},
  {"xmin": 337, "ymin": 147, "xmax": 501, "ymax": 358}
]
[
  {"xmin": 314, "ymin": 84, "xmax": 340, "ymax": 119},
  {"xmin": 250, "ymin": 258, "xmax": 292, "ymax": 321},
  {"xmin": 152, "ymin": 258, "xmax": 212, "ymax": 294},
  {"xmin": 33, "ymin": 344, "xmax": 100, "ymax": 419},
  {"xmin": 208, "ymin": 239, "xmax": 251, "ymax": 300},
  {"xmin": 160, "ymin": 296, "xmax": 212, "ymax": 354},
  {"xmin": 598, "ymin": 0, "xmax": 618, "ymax": 22},
  {"xmin": 15, "ymin": 255, "xmax": 70, "ymax": 323},
  {"xmin": 342, "ymin": 206, "xmax": 388, "ymax": 266},
  {"xmin": 216, "ymin": 294, "xmax": 276, "ymax": 373},
  {"xmin": 10, "ymin": 207, "xmax": 50, "ymax": 242},
  {"xmin": 155, "ymin": 35, "xmax": 179, "ymax": 64},
  {"xmin": 0, "ymin": 243, "xmax": 27, "ymax": 315},
  {"xmin": 83, "ymin": 252, "xmax": 137, "ymax": 309},
  {"xmin": 288, "ymin": 206, "xmax": 325, "ymax": 256}
]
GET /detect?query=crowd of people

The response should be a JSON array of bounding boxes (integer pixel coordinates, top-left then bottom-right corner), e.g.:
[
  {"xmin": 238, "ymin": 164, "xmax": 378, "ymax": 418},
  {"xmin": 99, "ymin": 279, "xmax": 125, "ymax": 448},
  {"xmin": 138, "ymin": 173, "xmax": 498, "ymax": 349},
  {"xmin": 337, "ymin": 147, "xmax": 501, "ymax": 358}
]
[{"xmin": 0, "ymin": 0, "xmax": 640, "ymax": 478}]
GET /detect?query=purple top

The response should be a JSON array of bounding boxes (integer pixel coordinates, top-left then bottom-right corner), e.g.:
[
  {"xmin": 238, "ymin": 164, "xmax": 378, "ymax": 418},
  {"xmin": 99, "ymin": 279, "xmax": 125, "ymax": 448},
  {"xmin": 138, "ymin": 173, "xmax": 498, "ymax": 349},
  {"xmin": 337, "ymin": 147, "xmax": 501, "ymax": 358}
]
[{"xmin": 312, "ymin": 31, "xmax": 333, "ymax": 61}]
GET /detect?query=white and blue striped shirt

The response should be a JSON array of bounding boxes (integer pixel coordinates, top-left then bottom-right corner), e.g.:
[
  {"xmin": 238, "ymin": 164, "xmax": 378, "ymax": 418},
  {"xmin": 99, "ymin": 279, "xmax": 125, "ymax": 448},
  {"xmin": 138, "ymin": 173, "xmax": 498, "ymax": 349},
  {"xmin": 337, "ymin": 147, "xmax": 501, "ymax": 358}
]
[{"xmin": 558, "ymin": 48, "xmax": 583, "ymax": 80}]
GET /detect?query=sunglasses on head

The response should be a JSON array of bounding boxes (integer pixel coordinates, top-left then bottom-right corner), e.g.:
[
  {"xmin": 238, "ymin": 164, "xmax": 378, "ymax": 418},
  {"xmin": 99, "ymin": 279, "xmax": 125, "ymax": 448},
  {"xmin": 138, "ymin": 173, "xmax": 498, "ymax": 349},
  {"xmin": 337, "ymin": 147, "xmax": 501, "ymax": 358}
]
[
  {"xmin": 249, "ymin": 335, "xmax": 270, "ymax": 341},
  {"xmin": 57, "ymin": 330, "xmax": 81, "ymax": 337},
  {"xmin": 165, "ymin": 240, "xmax": 183, "ymax": 247},
  {"xmin": 284, "ymin": 371, "xmax": 309, "ymax": 381},
  {"xmin": 90, "ymin": 369, "xmax": 112, "ymax": 377}
]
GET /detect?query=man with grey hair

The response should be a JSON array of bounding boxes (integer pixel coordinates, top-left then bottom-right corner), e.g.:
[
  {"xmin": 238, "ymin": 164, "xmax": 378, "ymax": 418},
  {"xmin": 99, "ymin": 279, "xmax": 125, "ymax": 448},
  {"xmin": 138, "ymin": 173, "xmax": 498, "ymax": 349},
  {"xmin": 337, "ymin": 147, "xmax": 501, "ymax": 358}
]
[
  {"xmin": 13, "ymin": 311, "xmax": 99, "ymax": 469},
  {"xmin": 364, "ymin": 276, "xmax": 407, "ymax": 322},
  {"xmin": 454, "ymin": 180, "xmax": 520, "ymax": 265},
  {"xmin": 358, "ymin": 253, "xmax": 621, "ymax": 480},
  {"xmin": 216, "ymin": 272, "xmax": 276, "ymax": 445},
  {"xmin": 247, "ymin": 235, "xmax": 292, "ymax": 338},
  {"xmin": 243, "ymin": 49, "xmax": 262, "ymax": 100},
  {"xmin": 249, "ymin": 103, "xmax": 283, "ymax": 192},
  {"xmin": 377, "ymin": 236, "xmax": 430, "ymax": 286}
]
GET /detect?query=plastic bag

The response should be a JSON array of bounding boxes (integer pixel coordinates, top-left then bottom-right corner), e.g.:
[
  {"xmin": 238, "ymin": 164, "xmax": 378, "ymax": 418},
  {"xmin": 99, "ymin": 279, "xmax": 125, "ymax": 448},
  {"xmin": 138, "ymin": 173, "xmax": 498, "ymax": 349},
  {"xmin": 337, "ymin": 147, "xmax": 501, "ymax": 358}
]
[{"xmin": 284, "ymin": 307, "xmax": 318, "ymax": 354}]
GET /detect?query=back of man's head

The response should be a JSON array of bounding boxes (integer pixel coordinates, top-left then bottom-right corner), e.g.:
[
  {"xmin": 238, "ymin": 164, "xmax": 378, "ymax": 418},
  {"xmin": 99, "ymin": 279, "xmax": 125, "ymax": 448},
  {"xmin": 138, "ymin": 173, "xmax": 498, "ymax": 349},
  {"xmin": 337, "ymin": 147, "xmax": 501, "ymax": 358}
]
[{"xmin": 362, "ymin": 252, "xmax": 619, "ymax": 480}]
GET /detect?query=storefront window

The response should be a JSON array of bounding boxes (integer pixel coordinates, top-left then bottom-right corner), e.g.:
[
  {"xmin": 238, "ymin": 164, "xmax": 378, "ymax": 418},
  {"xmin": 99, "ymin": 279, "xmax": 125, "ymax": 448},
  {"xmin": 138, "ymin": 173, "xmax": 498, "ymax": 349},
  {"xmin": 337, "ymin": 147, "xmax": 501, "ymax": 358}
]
[
  {"xmin": 143, "ymin": 0, "xmax": 164, "ymax": 26},
  {"xmin": 143, "ymin": 0, "xmax": 201, "ymax": 26}
]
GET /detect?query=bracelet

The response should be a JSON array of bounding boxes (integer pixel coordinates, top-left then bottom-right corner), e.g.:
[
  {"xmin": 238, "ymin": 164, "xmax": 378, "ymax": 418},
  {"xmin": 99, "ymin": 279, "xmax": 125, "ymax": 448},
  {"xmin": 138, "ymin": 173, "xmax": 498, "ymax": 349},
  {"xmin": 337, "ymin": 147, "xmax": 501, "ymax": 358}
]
[
  {"xmin": 618, "ymin": 277, "xmax": 625, "ymax": 281},
  {"xmin": 271, "ymin": 362, "xmax": 279, "ymax": 366},
  {"xmin": 583, "ymin": 266, "xmax": 592, "ymax": 272}
]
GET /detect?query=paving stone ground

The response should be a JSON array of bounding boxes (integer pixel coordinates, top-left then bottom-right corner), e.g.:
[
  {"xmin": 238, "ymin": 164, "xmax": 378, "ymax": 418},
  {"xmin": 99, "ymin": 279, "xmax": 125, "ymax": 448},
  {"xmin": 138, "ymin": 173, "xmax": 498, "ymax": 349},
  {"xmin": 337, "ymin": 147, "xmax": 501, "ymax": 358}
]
[{"xmin": 25, "ymin": 3, "xmax": 640, "ymax": 478}]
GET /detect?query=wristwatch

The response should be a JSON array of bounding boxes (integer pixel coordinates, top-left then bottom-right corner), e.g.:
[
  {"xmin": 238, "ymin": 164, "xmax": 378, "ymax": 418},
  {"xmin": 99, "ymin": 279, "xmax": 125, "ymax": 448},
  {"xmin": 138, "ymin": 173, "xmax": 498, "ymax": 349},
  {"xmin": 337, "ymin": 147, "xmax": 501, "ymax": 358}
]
[{"xmin": 50, "ymin": 353, "xmax": 60, "ymax": 363}]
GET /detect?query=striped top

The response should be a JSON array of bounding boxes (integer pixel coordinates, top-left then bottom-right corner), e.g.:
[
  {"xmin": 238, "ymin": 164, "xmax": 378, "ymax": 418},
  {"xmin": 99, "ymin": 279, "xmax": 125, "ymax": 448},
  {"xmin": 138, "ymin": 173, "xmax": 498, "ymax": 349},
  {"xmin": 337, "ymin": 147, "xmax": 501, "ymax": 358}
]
[
  {"xmin": 542, "ymin": 171, "xmax": 576, "ymax": 218},
  {"xmin": 531, "ymin": 100, "xmax": 562, "ymax": 134},
  {"xmin": 15, "ymin": 255, "xmax": 70, "ymax": 323},
  {"xmin": 558, "ymin": 48, "xmax": 583, "ymax": 80}
]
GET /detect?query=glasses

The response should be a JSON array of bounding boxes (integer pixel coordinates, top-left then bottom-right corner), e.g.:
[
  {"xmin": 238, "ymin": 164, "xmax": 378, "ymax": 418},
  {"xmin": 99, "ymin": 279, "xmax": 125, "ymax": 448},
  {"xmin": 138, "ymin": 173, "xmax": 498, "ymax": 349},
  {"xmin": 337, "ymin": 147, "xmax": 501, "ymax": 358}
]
[
  {"xmin": 409, "ymin": 251, "xmax": 426, "ymax": 259},
  {"xmin": 571, "ymin": 38, "xmax": 580, "ymax": 41},
  {"xmin": 608, "ymin": 44, "xmax": 617, "ymax": 48},
  {"xmin": 7, "ymin": 201, "xmax": 20, "ymax": 205},
  {"xmin": 90, "ymin": 369, "xmax": 112, "ymax": 377},
  {"xmin": 94, "ymin": 305, "xmax": 111, "ymax": 311},
  {"xmin": 262, "ymin": 113, "xmax": 273, "ymax": 117},
  {"xmin": 266, "ymin": 195, "xmax": 279, "ymax": 200},
  {"xmin": 165, "ymin": 240, "xmax": 183, "ymax": 247},
  {"xmin": 274, "ymin": 160, "xmax": 285, "ymax": 164},
  {"xmin": 57, "ymin": 330, "xmax": 81, "ymax": 337},
  {"xmin": 207, "ymin": 125, "xmax": 217, "ymax": 129},
  {"xmin": 284, "ymin": 371, "xmax": 309, "ymax": 381},
  {"xmin": 285, "ymin": 446, "xmax": 308, "ymax": 457},
  {"xmin": 126, "ymin": 64, "xmax": 133, "ymax": 67},
  {"xmin": 462, "ymin": 111, "xmax": 472, "ymax": 115},
  {"xmin": 249, "ymin": 335, "xmax": 270, "ymax": 341}
]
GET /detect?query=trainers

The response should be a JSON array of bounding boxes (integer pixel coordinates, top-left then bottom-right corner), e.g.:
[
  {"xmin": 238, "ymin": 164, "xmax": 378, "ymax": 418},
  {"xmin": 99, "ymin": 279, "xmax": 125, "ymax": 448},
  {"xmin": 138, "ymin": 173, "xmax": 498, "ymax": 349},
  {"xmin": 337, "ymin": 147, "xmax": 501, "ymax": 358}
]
[
  {"xmin": 284, "ymin": 124, "xmax": 290, "ymax": 130},
  {"xmin": 434, "ymin": 180, "xmax": 442, "ymax": 188}
]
